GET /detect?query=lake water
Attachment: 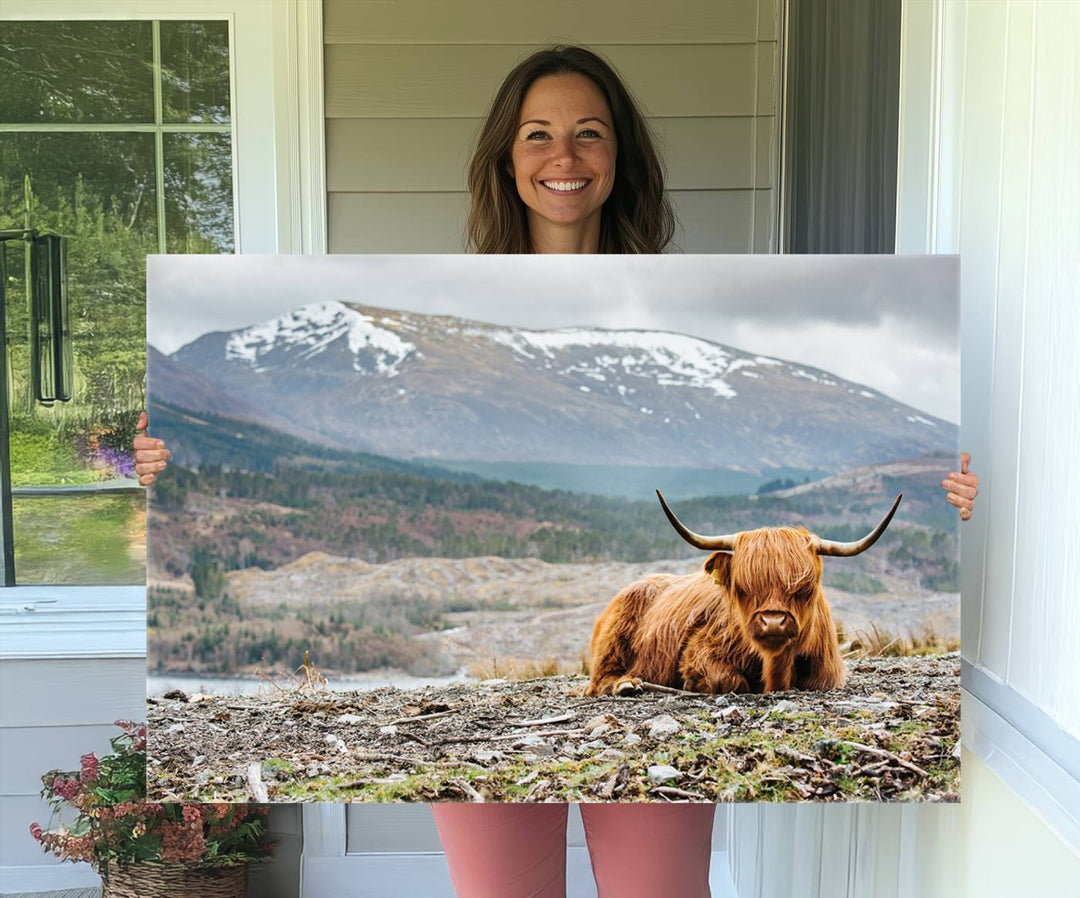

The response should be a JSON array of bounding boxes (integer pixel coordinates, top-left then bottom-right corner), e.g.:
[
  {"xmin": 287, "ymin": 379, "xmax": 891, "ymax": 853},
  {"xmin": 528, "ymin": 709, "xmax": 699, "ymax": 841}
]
[{"xmin": 147, "ymin": 670, "xmax": 469, "ymax": 697}]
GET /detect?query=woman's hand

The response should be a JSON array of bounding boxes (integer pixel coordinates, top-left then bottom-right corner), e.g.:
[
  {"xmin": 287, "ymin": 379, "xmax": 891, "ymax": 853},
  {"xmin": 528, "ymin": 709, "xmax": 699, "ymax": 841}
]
[
  {"xmin": 941, "ymin": 452, "xmax": 979, "ymax": 521},
  {"xmin": 133, "ymin": 411, "xmax": 171, "ymax": 486}
]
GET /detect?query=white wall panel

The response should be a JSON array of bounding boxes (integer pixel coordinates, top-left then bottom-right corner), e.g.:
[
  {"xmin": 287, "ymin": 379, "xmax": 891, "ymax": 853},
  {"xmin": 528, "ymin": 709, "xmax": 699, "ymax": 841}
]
[
  {"xmin": 954, "ymin": 0, "xmax": 1011, "ymax": 676},
  {"xmin": 1006, "ymin": 0, "xmax": 1080, "ymax": 733},
  {"xmin": 981, "ymin": 0, "xmax": 1035, "ymax": 690}
]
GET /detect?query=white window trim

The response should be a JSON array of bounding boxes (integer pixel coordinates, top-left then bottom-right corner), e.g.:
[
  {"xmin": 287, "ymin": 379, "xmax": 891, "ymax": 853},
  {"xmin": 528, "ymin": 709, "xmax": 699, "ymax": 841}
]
[
  {"xmin": 0, "ymin": 585, "xmax": 145, "ymax": 659},
  {"xmin": 0, "ymin": 0, "xmax": 326, "ymax": 255}
]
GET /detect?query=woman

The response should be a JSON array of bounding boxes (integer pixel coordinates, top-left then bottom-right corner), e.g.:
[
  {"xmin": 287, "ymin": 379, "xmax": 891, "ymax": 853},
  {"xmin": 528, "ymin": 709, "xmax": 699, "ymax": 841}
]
[{"xmin": 134, "ymin": 46, "xmax": 978, "ymax": 898}]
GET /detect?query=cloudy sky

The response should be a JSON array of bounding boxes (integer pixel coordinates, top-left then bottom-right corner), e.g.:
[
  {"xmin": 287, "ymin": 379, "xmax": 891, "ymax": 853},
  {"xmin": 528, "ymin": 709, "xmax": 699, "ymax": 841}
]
[{"xmin": 148, "ymin": 254, "xmax": 960, "ymax": 422}]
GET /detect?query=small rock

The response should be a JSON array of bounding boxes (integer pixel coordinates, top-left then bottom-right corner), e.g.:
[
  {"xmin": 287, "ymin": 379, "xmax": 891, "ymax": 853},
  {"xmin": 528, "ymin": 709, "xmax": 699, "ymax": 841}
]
[
  {"xmin": 647, "ymin": 714, "xmax": 680, "ymax": 740},
  {"xmin": 474, "ymin": 750, "xmax": 502, "ymax": 764},
  {"xmin": 584, "ymin": 713, "xmax": 619, "ymax": 736},
  {"xmin": 380, "ymin": 725, "xmax": 398, "ymax": 736},
  {"xmin": 581, "ymin": 739, "xmax": 606, "ymax": 750},
  {"xmin": 597, "ymin": 748, "xmax": 626, "ymax": 761},
  {"xmin": 517, "ymin": 733, "xmax": 546, "ymax": 747},
  {"xmin": 647, "ymin": 765, "xmax": 681, "ymax": 784},
  {"xmin": 713, "ymin": 695, "xmax": 731, "ymax": 706},
  {"xmin": 623, "ymin": 732, "xmax": 642, "ymax": 746},
  {"xmin": 718, "ymin": 707, "xmax": 743, "ymax": 725},
  {"xmin": 337, "ymin": 713, "xmax": 365, "ymax": 725},
  {"xmin": 516, "ymin": 771, "xmax": 539, "ymax": 786},
  {"xmin": 192, "ymin": 755, "xmax": 205, "ymax": 766},
  {"xmin": 523, "ymin": 744, "xmax": 556, "ymax": 759},
  {"xmin": 771, "ymin": 700, "xmax": 799, "ymax": 714},
  {"xmin": 167, "ymin": 723, "xmax": 185, "ymax": 735}
]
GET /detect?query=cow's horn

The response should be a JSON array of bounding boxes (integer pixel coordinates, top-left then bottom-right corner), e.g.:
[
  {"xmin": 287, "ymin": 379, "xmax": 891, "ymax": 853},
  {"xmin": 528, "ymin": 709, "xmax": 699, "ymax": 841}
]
[
  {"xmin": 656, "ymin": 489, "xmax": 738, "ymax": 551},
  {"xmin": 814, "ymin": 494, "xmax": 903, "ymax": 557}
]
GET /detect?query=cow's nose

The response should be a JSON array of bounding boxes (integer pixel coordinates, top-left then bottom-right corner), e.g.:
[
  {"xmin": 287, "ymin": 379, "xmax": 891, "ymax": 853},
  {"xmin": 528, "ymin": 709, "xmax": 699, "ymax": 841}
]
[{"xmin": 758, "ymin": 613, "xmax": 789, "ymax": 634}]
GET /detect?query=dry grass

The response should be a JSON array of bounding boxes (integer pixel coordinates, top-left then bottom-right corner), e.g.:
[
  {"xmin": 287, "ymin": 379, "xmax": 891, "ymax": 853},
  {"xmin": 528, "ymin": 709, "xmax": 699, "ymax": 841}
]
[
  {"xmin": 255, "ymin": 649, "xmax": 330, "ymax": 696},
  {"xmin": 468, "ymin": 655, "xmax": 590, "ymax": 681},
  {"xmin": 838, "ymin": 622, "xmax": 959, "ymax": 659}
]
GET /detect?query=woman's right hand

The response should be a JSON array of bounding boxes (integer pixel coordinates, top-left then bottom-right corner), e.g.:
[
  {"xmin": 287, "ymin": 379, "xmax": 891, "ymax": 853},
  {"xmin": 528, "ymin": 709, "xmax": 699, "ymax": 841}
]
[{"xmin": 133, "ymin": 411, "xmax": 171, "ymax": 486}]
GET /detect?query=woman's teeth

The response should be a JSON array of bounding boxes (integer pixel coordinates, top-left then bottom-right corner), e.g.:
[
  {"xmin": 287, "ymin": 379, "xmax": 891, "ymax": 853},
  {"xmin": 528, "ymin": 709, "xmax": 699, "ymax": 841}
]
[{"xmin": 542, "ymin": 180, "xmax": 588, "ymax": 191}]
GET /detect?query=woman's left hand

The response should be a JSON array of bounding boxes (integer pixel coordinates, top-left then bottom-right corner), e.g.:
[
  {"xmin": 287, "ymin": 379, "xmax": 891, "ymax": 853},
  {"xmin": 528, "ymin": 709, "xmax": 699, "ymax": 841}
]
[{"xmin": 941, "ymin": 452, "xmax": 979, "ymax": 521}]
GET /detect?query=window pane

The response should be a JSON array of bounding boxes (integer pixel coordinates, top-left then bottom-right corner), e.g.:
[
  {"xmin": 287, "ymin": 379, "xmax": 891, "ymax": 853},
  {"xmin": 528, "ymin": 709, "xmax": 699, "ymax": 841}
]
[
  {"xmin": 1, "ymin": 133, "xmax": 154, "ymax": 486},
  {"xmin": 0, "ymin": 21, "xmax": 154, "ymax": 124},
  {"xmin": 164, "ymin": 132, "xmax": 235, "ymax": 252},
  {"xmin": 12, "ymin": 494, "xmax": 145, "ymax": 585},
  {"xmin": 160, "ymin": 20, "xmax": 232, "ymax": 124}
]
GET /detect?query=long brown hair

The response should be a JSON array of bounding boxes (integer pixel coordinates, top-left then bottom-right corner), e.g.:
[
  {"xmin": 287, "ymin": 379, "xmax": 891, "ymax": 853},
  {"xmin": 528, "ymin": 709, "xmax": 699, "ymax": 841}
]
[{"xmin": 466, "ymin": 46, "xmax": 675, "ymax": 254}]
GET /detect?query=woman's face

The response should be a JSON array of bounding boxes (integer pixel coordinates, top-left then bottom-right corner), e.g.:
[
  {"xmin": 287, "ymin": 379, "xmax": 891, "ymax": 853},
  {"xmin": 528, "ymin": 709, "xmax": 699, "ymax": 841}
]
[{"xmin": 509, "ymin": 73, "xmax": 617, "ymax": 238}]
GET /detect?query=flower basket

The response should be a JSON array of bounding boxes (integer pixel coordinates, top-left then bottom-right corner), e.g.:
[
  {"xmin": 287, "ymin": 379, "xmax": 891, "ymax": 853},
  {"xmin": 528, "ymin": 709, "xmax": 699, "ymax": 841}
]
[
  {"xmin": 31, "ymin": 721, "xmax": 273, "ymax": 890},
  {"xmin": 101, "ymin": 861, "xmax": 246, "ymax": 898}
]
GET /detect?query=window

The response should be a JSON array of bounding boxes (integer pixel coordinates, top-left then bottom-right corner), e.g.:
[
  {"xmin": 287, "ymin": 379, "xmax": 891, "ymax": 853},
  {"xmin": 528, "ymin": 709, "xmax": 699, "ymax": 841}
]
[{"xmin": 0, "ymin": 18, "xmax": 235, "ymax": 584}]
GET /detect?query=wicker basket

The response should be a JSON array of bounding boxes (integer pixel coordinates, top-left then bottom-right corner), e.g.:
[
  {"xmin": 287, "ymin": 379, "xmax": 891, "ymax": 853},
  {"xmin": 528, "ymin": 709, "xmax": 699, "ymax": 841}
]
[{"xmin": 101, "ymin": 862, "xmax": 247, "ymax": 898}]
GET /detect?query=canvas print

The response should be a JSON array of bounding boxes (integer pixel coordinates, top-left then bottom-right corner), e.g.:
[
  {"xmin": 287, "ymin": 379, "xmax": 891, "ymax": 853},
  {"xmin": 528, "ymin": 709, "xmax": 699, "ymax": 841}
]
[{"xmin": 145, "ymin": 254, "xmax": 960, "ymax": 803}]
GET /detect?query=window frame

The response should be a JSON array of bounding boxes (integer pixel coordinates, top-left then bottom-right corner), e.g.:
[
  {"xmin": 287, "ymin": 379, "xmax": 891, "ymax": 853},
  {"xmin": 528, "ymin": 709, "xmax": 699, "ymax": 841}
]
[
  {"xmin": 0, "ymin": 0, "xmax": 327, "ymax": 255},
  {"xmin": 0, "ymin": 0, "xmax": 325, "ymax": 651}
]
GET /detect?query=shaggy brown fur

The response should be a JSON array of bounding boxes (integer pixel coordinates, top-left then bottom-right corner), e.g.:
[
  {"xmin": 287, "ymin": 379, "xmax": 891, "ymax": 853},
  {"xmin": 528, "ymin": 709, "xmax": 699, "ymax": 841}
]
[{"xmin": 584, "ymin": 526, "xmax": 845, "ymax": 696}]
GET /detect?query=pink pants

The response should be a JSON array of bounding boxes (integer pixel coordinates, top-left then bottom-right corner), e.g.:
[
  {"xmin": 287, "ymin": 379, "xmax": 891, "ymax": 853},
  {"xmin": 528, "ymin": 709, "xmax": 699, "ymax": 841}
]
[{"xmin": 431, "ymin": 803, "xmax": 715, "ymax": 898}]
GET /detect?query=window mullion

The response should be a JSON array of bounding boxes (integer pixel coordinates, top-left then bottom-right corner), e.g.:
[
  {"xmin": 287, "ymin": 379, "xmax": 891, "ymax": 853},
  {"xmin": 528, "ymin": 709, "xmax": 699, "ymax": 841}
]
[{"xmin": 152, "ymin": 19, "xmax": 167, "ymax": 255}]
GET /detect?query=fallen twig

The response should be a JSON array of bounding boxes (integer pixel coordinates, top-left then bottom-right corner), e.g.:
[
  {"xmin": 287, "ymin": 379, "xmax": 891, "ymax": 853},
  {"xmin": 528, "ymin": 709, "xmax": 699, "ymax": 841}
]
[
  {"xmin": 246, "ymin": 763, "xmax": 269, "ymax": 802},
  {"xmin": 490, "ymin": 728, "xmax": 585, "ymax": 742},
  {"xmin": 839, "ymin": 741, "xmax": 929, "ymax": 778},
  {"xmin": 453, "ymin": 778, "xmax": 486, "ymax": 802},
  {"xmin": 651, "ymin": 786, "xmax": 705, "ymax": 800},
  {"xmin": 638, "ymin": 681, "xmax": 700, "ymax": 697},
  {"xmin": 389, "ymin": 709, "xmax": 456, "ymax": 725},
  {"xmin": 507, "ymin": 713, "xmax": 576, "ymax": 727}
]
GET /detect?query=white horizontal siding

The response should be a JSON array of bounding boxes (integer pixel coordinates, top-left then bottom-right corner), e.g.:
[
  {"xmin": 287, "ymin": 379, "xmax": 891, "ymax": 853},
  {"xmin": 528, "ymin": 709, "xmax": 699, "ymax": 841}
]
[
  {"xmin": 324, "ymin": 0, "xmax": 780, "ymax": 254},
  {"xmin": 326, "ymin": 117, "xmax": 771, "ymax": 192},
  {"xmin": 324, "ymin": 0, "xmax": 762, "ymax": 45},
  {"xmin": 0, "ymin": 659, "xmax": 145, "ymax": 870},
  {"xmin": 326, "ymin": 44, "xmax": 763, "ymax": 119}
]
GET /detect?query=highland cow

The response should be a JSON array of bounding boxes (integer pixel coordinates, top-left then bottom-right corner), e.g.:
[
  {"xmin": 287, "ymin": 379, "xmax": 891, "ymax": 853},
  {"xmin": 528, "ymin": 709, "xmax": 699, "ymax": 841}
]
[{"xmin": 584, "ymin": 492, "xmax": 902, "ymax": 695}]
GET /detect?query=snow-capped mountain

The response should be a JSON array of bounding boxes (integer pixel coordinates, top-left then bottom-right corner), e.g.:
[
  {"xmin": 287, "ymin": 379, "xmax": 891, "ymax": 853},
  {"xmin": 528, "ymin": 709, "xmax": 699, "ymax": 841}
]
[{"xmin": 154, "ymin": 301, "xmax": 956, "ymax": 472}]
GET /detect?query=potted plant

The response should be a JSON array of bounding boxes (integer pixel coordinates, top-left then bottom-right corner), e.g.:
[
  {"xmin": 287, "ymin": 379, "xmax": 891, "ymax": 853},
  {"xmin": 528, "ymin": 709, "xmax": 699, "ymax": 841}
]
[{"xmin": 30, "ymin": 720, "xmax": 273, "ymax": 897}]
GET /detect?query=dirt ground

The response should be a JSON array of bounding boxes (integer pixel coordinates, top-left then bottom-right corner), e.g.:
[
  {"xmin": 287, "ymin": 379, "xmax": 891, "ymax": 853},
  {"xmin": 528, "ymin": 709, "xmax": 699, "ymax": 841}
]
[{"xmin": 146, "ymin": 653, "xmax": 960, "ymax": 804}]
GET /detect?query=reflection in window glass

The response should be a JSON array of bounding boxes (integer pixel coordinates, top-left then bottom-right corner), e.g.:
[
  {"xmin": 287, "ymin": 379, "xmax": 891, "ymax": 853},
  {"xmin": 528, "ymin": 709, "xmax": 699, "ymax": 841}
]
[
  {"xmin": 0, "ymin": 21, "xmax": 154, "ymax": 124},
  {"xmin": 1, "ymin": 132, "xmax": 153, "ymax": 489},
  {"xmin": 164, "ymin": 133, "xmax": 235, "ymax": 253},
  {"xmin": 160, "ymin": 21, "xmax": 232, "ymax": 124},
  {"xmin": 12, "ymin": 494, "xmax": 146, "ymax": 585},
  {"xmin": 2, "ymin": 18, "xmax": 234, "ymax": 586}
]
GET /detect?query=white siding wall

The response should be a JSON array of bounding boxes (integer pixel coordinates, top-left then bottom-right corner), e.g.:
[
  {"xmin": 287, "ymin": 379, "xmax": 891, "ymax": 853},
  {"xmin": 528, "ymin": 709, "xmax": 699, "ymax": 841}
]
[
  {"xmin": 942, "ymin": 0, "xmax": 1080, "ymax": 733},
  {"xmin": 0, "ymin": 657, "xmax": 146, "ymax": 895},
  {"xmin": 323, "ymin": 0, "xmax": 782, "ymax": 253}
]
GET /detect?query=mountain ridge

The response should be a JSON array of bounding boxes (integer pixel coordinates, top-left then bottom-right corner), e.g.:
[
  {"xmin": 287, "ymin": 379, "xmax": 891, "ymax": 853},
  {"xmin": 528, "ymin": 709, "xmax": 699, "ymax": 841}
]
[{"xmin": 154, "ymin": 301, "xmax": 956, "ymax": 474}]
